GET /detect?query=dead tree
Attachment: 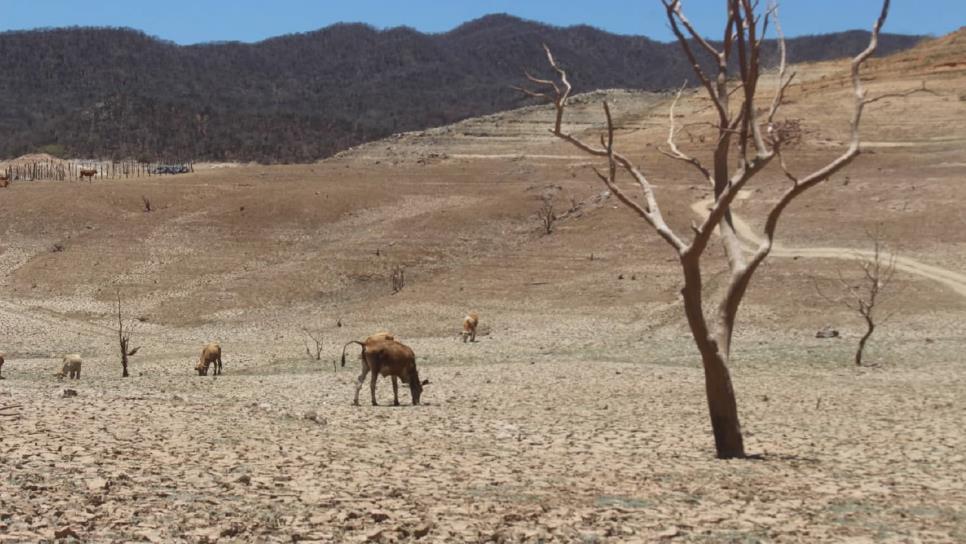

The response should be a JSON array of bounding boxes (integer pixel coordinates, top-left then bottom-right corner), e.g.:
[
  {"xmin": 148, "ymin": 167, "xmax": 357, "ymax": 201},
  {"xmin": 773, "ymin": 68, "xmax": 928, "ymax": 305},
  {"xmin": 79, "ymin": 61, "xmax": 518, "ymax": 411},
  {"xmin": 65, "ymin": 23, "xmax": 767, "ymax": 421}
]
[
  {"xmin": 815, "ymin": 229, "xmax": 898, "ymax": 366},
  {"xmin": 539, "ymin": 195, "xmax": 557, "ymax": 235},
  {"xmin": 520, "ymin": 0, "xmax": 898, "ymax": 458},
  {"xmin": 391, "ymin": 266, "xmax": 406, "ymax": 294},
  {"xmin": 304, "ymin": 327, "xmax": 324, "ymax": 361},
  {"xmin": 115, "ymin": 292, "xmax": 141, "ymax": 378}
]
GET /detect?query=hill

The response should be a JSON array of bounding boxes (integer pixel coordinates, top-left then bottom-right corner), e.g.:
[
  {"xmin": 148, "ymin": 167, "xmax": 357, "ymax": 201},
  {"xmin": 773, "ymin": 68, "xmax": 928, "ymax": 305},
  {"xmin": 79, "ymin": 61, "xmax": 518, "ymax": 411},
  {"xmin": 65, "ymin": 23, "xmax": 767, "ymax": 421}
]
[{"xmin": 0, "ymin": 14, "xmax": 923, "ymax": 162}]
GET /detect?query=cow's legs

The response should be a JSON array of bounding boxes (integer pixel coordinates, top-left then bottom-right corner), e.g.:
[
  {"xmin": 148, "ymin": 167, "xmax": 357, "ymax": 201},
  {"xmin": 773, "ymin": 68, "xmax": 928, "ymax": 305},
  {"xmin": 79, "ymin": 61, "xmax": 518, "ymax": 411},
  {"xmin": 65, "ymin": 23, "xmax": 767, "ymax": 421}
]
[
  {"xmin": 353, "ymin": 366, "xmax": 369, "ymax": 406},
  {"xmin": 471, "ymin": 329, "xmax": 477, "ymax": 342},
  {"xmin": 391, "ymin": 376, "xmax": 400, "ymax": 406},
  {"xmin": 215, "ymin": 356, "xmax": 222, "ymax": 375},
  {"xmin": 370, "ymin": 364, "xmax": 381, "ymax": 406}
]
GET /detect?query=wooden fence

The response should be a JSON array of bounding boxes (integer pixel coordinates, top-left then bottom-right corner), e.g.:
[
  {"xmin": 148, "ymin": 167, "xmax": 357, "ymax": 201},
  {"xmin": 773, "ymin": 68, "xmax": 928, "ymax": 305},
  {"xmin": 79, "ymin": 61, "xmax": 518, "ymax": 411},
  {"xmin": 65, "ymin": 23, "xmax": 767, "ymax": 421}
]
[{"xmin": 1, "ymin": 160, "xmax": 194, "ymax": 182}]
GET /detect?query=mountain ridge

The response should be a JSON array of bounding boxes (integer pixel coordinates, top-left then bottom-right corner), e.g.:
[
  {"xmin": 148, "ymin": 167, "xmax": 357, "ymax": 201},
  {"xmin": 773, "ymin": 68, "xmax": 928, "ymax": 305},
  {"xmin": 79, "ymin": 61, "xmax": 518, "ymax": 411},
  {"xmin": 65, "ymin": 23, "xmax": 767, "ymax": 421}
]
[{"xmin": 0, "ymin": 14, "xmax": 924, "ymax": 162}]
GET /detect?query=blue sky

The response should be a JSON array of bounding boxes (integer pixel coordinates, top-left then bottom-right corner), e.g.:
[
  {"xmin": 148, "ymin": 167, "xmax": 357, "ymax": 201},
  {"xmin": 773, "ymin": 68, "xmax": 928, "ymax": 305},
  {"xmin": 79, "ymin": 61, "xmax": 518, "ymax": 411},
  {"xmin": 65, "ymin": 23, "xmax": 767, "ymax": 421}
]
[{"xmin": 1, "ymin": 1, "xmax": 962, "ymax": 44}]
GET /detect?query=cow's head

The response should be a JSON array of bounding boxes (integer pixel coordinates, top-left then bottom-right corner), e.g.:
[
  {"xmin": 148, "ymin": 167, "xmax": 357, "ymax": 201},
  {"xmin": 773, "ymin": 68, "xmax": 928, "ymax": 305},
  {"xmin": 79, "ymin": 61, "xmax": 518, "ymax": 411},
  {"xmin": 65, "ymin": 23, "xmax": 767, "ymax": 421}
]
[
  {"xmin": 409, "ymin": 368, "xmax": 429, "ymax": 405},
  {"xmin": 195, "ymin": 359, "xmax": 208, "ymax": 376}
]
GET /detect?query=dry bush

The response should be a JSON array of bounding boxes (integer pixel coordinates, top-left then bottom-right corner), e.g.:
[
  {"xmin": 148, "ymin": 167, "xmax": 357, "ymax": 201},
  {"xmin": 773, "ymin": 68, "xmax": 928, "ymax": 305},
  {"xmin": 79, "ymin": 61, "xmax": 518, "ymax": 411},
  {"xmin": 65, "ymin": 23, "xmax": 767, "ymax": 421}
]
[
  {"xmin": 391, "ymin": 266, "xmax": 406, "ymax": 294},
  {"xmin": 539, "ymin": 196, "xmax": 557, "ymax": 235}
]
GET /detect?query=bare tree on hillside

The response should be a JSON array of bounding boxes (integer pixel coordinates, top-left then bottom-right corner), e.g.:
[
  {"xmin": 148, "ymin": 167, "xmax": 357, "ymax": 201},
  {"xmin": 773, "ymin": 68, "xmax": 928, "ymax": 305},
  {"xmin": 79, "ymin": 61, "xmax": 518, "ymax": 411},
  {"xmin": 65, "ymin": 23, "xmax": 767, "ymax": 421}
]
[
  {"xmin": 115, "ymin": 291, "xmax": 141, "ymax": 378},
  {"xmin": 815, "ymin": 228, "xmax": 898, "ymax": 366},
  {"xmin": 304, "ymin": 327, "xmax": 324, "ymax": 361},
  {"xmin": 391, "ymin": 266, "xmax": 406, "ymax": 294},
  {"xmin": 539, "ymin": 195, "xmax": 557, "ymax": 235},
  {"xmin": 518, "ymin": 0, "xmax": 906, "ymax": 458}
]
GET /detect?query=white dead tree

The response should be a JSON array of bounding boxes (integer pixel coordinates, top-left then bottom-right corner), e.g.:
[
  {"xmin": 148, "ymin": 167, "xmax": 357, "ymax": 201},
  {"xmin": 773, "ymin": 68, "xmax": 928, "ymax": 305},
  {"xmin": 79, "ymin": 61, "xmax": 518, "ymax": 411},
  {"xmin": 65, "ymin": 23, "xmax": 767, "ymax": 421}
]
[{"xmin": 520, "ymin": 0, "xmax": 896, "ymax": 458}]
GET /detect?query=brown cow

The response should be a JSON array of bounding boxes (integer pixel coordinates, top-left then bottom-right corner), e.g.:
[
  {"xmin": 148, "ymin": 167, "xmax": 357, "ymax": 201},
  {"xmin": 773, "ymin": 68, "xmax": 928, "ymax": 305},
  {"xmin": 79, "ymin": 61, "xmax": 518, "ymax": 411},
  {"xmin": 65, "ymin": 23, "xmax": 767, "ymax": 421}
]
[
  {"xmin": 0, "ymin": 173, "xmax": 9, "ymax": 188},
  {"xmin": 79, "ymin": 168, "xmax": 97, "ymax": 181},
  {"xmin": 341, "ymin": 337, "xmax": 428, "ymax": 406},
  {"xmin": 195, "ymin": 343, "xmax": 223, "ymax": 376},
  {"xmin": 461, "ymin": 312, "xmax": 479, "ymax": 343}
]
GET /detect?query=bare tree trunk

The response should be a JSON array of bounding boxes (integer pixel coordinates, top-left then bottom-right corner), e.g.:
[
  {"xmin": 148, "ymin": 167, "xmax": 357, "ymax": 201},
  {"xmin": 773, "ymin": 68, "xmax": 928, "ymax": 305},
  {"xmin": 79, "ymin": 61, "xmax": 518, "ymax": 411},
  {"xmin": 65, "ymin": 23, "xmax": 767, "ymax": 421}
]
[
  {"xmin": 856, "ymin": 315, "xmax": 875, "ymax": 366},
  {"xmin": 681, "ymin": 260, "xmax": 745, "ymax": 458},
  {"xmin": 701, "ymin": 350, "xmax": 744, "ymax": 458},
  {"xmin": 121, "ymin": 346, "xmax": 129, "ymax": 377}
]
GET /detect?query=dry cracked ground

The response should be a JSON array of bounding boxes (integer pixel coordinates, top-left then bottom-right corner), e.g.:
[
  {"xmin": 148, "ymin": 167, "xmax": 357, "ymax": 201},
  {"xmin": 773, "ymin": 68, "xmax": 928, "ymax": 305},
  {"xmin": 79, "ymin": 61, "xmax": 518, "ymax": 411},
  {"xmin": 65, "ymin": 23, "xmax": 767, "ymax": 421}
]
[{"xmin": 2, "ymin": 30, "xmax": 966, "ymax": 543}]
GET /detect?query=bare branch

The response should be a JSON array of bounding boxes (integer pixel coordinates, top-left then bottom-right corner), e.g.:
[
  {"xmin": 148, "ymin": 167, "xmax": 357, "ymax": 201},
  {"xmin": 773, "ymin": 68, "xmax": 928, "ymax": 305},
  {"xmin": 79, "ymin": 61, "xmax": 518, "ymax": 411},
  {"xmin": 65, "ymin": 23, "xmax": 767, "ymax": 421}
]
[
  {"xmin": 521, "ymin": 49, "xmax": 686, "ymax": 251},
  {"xmin": 765, "ymin": 2, "xmax": 796, "ymax": 126},
  {"xmin": 863, "ymin": 81, "xmax": 937, "ymax": 106},
  {"xmin": 667, "ymin": 0, "xmax": 721, "ymax": 59},
  {"xmin": 659, "ymin": 83, "xmax": 714, "ymax": 185},
  {"xmin": 662, "ymin": 0, "xmax": 729, "ymax": 123}
]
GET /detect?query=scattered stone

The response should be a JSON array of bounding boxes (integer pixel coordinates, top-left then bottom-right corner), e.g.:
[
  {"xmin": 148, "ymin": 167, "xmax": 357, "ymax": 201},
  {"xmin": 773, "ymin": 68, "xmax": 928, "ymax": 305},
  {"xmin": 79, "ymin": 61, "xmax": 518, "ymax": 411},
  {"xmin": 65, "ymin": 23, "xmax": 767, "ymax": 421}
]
[
  {"xmin": 85, "ymin": 477, "xmax": 109, "ymax": 491},
  {"xmin": 54, "ymin": 526, "xmax": 79, "ymax": 540},
  {"xmin": 236, "ymin": 475, "xmax": 252, "ymax": 486},
  {"xmin": 412, "ymin": 523, "xmax": 432, "ymax": 539},
  {"xmin": 62, "ymin": 389, "xmax": 77, "ymax": 398},
  {"xmin": 302, "ymin": 411, "xmax": 327, "ymax": 425},
  {"xmin": 815, "ymin": 327, "xmax": 839, "ymax": 339}
]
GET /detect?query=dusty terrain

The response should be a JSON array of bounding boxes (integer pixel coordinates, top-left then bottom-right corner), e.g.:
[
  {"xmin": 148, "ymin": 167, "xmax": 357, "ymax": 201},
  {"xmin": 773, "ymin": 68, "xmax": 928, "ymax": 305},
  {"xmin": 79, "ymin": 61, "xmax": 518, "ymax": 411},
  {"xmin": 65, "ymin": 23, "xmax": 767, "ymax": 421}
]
[{"xmin": 2, "ymin": 30, "xmax": 966, "ymax": 542}]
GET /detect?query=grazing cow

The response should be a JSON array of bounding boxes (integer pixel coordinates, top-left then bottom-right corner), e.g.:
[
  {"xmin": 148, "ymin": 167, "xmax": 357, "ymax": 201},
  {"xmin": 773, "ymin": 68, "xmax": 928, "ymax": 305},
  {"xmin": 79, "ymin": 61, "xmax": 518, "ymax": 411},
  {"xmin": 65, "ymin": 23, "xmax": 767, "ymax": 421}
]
[
  {"xmin": 0, "ymin": 173, "xmax": 9, "ymax": 188},
  {"xmin": 195, "ymin": 343, "xmax": 223, "ymax": 376},
  {"xmin": 0, "ymin": 352, "xmax": 5, "ymax": 379},
  {"xmin": 461, "ymin": 311, "xmax": 479, "ymax": 343},
  {"xmin": 78, "ymin": 168, "xmax": 97, "ymax": 181},
  {"xmin": 341, "ymin": 337, "xmax": 428, "ymax": 406},
  {"xmin": 366, "ymin": 331, "xmax": 395, "ymax": 343},
  {"xmin": 56, "ymin": 354, "xmax": 82, "ymax": 379}
]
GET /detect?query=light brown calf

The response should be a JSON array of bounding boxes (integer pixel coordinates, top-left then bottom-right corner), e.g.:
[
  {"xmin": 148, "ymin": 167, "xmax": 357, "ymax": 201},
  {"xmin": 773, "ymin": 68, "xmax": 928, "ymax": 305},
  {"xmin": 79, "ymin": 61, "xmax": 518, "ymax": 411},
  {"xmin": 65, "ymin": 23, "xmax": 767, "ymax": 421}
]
[
  {"xmin": 56, "ymin": 354, "xmax": 82, "ymax": 379},
  {"xmin": 195, "ymin": 343, "xmax": 223, "ymax": 376},
  {"xmin": 461, "ymin": 311, "xmax": 479, "ymax": 343}
]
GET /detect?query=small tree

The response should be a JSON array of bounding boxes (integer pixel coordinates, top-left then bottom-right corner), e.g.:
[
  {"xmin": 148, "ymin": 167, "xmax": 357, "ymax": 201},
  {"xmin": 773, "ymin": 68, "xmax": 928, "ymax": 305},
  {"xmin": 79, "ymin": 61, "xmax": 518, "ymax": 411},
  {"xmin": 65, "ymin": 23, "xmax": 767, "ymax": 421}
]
[
  {"xmin": 391, "ymin": 266, "xmax": 406, "ymax": 294},
  {"xmin": 519, "ymin": 0, "xmax": 902, "ymax": 458},
  {"xmin": 115, "ymin": 291, "xmax": 140, "ymax": 378},
  {"xmin": 304, "ymin": 327, "xmax": 324, "ymax": 361},
  {"xmin": 815, "ymin": 229, "xmax": 898, "ymax": 366},
  {"xmin": 538, "ymin": 195, "xmax": 557, "ymax": 235}
]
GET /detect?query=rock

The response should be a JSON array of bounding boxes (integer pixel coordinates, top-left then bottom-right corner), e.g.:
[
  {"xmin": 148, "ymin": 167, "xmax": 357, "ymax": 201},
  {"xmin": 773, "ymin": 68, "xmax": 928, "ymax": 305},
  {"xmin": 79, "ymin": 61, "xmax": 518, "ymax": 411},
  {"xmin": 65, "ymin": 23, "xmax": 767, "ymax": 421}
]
[
  {"xmin": 302, "ymin": 411, "xmax": 327, "ymax": 425},
  {"xmin": 815, "ymin": 327, "xmax": 839, "ymax": 339},
  {"xmin": 236, "ymin": 475, "xmax": 252, "ymax": 486},
  {"xmin": 412, "ymin": 524, "xmax": 432, "ymax": 539},
  {"xmin": 370, "ymin": 511, "xmax": 390, "ymax": 523},
  {"xmin": 54, "ymin": 526, "xmax": 79, "ymax": 540},
  {"xmin": 85, "ymin": 477, "xmax": 110, "ymax": 491},
  {"xmin": 62, "ymin": 389, "xmax": 78, "ymax": 398}
]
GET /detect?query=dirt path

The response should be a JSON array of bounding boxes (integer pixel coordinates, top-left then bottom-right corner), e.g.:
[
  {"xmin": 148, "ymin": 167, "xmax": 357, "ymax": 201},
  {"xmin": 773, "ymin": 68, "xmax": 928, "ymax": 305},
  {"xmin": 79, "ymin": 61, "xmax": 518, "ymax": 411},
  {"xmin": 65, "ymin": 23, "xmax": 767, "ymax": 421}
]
[{"xmin": 691, "ymin": 198, "xmax": 966, "ymax": 298}]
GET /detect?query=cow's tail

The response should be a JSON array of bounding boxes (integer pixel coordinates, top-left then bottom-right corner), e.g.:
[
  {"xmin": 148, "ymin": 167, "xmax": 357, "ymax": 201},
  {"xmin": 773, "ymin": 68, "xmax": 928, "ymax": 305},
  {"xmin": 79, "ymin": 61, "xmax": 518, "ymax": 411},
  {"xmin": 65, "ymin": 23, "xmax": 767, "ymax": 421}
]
[{"xmin": 341, "ymin": 341, "xmax": 365, "ymax": 367}]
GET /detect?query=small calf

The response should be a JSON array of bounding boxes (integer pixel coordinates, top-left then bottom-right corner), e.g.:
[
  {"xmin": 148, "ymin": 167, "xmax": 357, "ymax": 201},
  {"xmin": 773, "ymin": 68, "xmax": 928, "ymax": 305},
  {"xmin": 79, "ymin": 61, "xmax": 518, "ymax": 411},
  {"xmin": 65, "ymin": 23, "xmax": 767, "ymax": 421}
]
[
  {"xmin": 196, "ymin": 343, "xmax": 223, "ymax": 376},
  {"xmin": 461, "ymin": 312, "xmax": 479, "ymax": 343},
  {"xmin": 56, "ymin": 354, "xmax": 82, "ymax": 379}
]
